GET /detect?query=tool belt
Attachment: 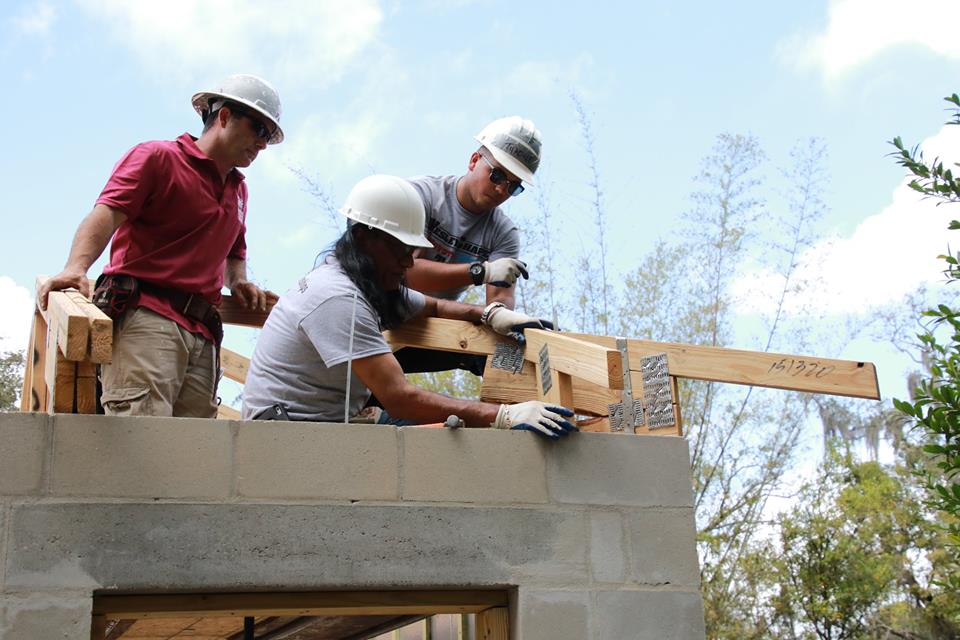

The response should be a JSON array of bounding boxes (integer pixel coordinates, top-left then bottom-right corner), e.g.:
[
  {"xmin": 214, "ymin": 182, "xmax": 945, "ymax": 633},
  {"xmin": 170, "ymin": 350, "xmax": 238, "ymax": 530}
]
[{"xmin": 92, "ymin": 274, "xmax": 224, "ymax": 347}]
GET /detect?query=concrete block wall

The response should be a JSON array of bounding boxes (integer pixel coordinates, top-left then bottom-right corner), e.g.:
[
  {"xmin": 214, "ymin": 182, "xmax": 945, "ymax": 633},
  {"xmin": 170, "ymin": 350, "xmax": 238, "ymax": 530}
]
[{"xmin": 0, "ymin": 412, "xmax": 705, "ymax": 639}]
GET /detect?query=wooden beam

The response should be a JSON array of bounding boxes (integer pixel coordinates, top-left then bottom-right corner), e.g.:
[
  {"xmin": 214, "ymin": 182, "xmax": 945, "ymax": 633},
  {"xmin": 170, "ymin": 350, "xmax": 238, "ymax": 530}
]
[
  {"xmin": 43, "ymin": 316, "xmax": 76, "ymax": 413},
  {"xmin": 523, "ymin": 328, "xmax": 623, "ymax": 390},
  {"xmin": 480, "ymin": 359, "xmax": 619, "ymax": 416},
  {"xmin": 26, "ymin": 310, "xmax": 48, "ymax": 412},
  {"xmin": 476, "ymin": 606, "xmax": 509, "ymax": 640},
  {"xmin": 384, "ymin": 317, "xmax": 502, "ymax": 356},
  {"xmin": 37, "ymin": 277, "xmax": 113, "ymax": 363},
  {"xmin": 221, "ymin": 348, "xmax": 250, "ymax": 385},
  {"xmin": 219, "ymin": 294, "xmax": 275, "ymax": 327},
  {"xmin": 566, "ymin": 333, "xmax": 881, "ymax": 400},
  {"xmin": 217, "ymin": 404, "xmax": 241, "ymax": 420},
  {"xmin": 20, "ymin": 312, "xmax": 37, "ymax": 412},
  {"xmin": 75, "ymin": 361, "xmax": 98, "ymax": 414},
  {"xmin": 46, "ymin": 291, "xmax": 90, "ymax": 361},
  {"xmin": 92, "ymin": 590, "xmax": 509, "ymax": 619},
  {"xmin": 63, "ymin": 290, "xmax": 112, "ymax": 363}
]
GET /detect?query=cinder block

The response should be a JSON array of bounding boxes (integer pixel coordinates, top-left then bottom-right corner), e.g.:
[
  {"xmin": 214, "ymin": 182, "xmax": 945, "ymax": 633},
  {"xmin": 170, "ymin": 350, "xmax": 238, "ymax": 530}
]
[
  {"xmin": 547, "ymin": 433, "xmax": 694, "ymax": 507},
  {"xmin": 50, "ymin": 414, "xmax": 232, "ymax": 499},
  {"xmin": 400, "ymin": 428, "xmax": 548, "ymax": 504},
  {"xmin": 236, "ymin": 422, "xmax": 399, "ymax": 500},
  {"xmin": 6, "ymin": 503, "xmax": 586, "ymax": 590},
  {"xmin": 627, "ymin": 509, "xmax": 701, "ymax": 586},
  {"xmin": 596, "ymin": 590, "xmax": 706, "ymax": 640},
  {"xmin": 0, "ymin": 413, "xmax": 48, "ymax": 496},
  {"xmin": 590, "ymin": 511, "xmax": 626, "ymax": 583},
  {"xmin": 0, "ymin": 592, "xmax": 92, "ymax": 640},
  {"xmin": 515, "ymin": 589, "xmax": 590, "ymax": 640}
]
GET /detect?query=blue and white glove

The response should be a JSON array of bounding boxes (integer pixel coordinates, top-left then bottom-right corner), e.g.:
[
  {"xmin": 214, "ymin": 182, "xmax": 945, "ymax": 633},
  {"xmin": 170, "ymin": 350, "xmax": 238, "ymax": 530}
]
[
  {"xmin": 483, "ymin": 258, "xmax": 529, "ymax": 287},
  {"xmin": 481, "ymin": 302, "xmax": 554, "ymax": 345},
  {"xmin": 491, "ymin": 401, "xmax": 578, "ymax": 440}
]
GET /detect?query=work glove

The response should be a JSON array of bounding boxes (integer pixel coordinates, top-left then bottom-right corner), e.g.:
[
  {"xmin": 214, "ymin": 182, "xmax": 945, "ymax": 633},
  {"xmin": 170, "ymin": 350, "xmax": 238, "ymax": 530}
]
[
  {"xmin": 483, "ymin": 258, "xmax": 529, "ymax": 287},
  {"xmin": 491, "ymin": 401, "xmax": 578, "ymax": 440},
  {"xmin": 481, "ymin": 302, "xmax": 554, "ymax": 345}
]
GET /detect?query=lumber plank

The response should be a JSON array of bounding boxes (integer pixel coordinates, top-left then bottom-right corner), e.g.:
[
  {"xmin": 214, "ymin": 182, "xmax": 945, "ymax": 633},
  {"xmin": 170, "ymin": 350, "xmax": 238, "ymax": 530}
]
[
  {"xmin": 63, "ymin": 290, "xmax": 112, "ymax": 363},
  {"xmin": 19, "ymin": 312, "xmax": 36, "ymax": 412},
  {"xmin": 385, "ymin": 317, "xmax": 503, "ymax": 355},
  {"xmin": 219, "ymin": 294, "xmax": 275, "ymax": 327},
  {"xmin": 523, "ymin": 328, "xmax": 623, "ymax": 390},
  {"xmin": 75, "ymin": 361, "xmax": 98, "ymax": 415},
  {"xmin": 476, "ymin": 606, "xmax": 509, "ymax": 640},
  {"xmin": 566, "ymin": 332, "xmax": 881, "ymax": 400},
  {"xmin": 217, "ymin": 404, "xmax": 241, "ymax": 420},
  {"xmin": 92, "ymin": 590, "xmax": 509, "ymax": 619},
  {"xmin": 221, "ymin": 348, "xmax": 250, "ymax": 384},
  {"xmin": 27, "ymin": 310, "xmax": 48, "ymax": 412},
  {"xmin": 47, "ymin": 291, "xmax": 89, "ymax": 361},
  {"xmin": 44, "ymin": 316, "xmax": 76, "ymax": 413},
  {"xmin": 480, "ymin": 359, "xmax": 619, "ymax": 416}
]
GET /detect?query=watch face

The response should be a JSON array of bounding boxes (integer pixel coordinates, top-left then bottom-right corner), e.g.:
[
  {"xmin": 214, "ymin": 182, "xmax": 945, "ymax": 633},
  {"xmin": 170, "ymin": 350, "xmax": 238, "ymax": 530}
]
[{"xmin": 470, "ymin": 263, "xmax": 483, "ymax": 275}]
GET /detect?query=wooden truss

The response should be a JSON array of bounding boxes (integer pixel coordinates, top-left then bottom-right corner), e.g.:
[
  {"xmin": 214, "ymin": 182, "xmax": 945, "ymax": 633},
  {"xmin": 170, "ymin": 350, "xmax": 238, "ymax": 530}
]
[{"xmin": 23, "ymin": 285, "xmax": 880, "ymax": 436}]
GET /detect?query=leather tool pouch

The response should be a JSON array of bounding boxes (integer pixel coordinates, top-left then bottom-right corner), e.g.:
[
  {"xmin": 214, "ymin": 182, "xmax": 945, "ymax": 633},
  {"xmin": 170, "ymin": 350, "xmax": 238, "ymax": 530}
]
[{"xmin": 92, "ymin": 274, "xmax": 140, "ymax": 321}]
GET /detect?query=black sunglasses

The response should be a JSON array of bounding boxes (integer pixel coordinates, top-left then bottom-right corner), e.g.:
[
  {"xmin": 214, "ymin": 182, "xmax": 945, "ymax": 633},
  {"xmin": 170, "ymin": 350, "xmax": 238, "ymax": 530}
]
[
  {"xmin": 480, "ymin": 154, "xmax": 524, "ymax": 196},
  {"xmin": 228, "ymin": 105, "xmax": 275, "ymax": 142}
]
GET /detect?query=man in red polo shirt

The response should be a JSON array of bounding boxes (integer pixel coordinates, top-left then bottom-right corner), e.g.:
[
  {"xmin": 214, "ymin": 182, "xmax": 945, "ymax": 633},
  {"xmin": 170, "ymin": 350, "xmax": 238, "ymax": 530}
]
[{"xmin": 39, "ymin": 74, "xmax": 283, "ymax": 418}]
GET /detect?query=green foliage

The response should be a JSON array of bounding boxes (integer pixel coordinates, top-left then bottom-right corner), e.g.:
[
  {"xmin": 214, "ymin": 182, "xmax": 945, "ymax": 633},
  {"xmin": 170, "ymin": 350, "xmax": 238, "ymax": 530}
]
[
  {"xmin": 764, "ymin": 446, "xmax": 959, "ymax": 640},
  {"xmin": 890, "ymin": 94, "xmax": 960, "ymax": 203},
  {"xmin": 0, "ymin": 350, "xmax": 24, "ymax": 412},
  {"xmin": 890, "ymin": 94, "xmax": 960, "ymax": 598}
]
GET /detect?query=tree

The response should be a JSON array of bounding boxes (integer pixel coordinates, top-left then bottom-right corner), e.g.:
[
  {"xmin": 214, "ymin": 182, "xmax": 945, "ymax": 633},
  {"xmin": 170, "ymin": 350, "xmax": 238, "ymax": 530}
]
[
  {"xmin": 890, "ymin": 93, "xmax": 960, "ymax": 598},
  {"xmin": 0, "ymin": 350, "xmax": 24, "ymax": 412}
]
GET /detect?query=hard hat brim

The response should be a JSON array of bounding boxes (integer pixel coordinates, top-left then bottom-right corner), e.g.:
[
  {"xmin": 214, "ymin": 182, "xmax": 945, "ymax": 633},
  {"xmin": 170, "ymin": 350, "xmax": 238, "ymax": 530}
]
[
  {"xmin": 339, "ymin": 208, "xmax": 435, "ymax": 249},
  {"xmin": 484, "ymin": 145, "xmax": 536, "ymax": 186},
  {"xmin": 191, "ymin": 91, "xmax": 284, "ymax": 144}
]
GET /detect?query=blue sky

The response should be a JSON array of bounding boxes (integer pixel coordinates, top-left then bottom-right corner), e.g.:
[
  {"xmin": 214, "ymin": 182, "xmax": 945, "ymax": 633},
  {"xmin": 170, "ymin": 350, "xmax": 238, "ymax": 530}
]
[{"xmin": 3, "ymin": 0, "xmax": 960, "ymax": 405}]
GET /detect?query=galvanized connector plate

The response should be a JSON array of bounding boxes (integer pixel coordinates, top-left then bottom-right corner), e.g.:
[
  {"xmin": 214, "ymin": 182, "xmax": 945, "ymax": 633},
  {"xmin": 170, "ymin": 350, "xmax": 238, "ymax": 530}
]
[
  {"xmin": 640, "ymin": 353, "xmax": 674, "ymax": 429},
  {"xmin": 538, "ymin": 343, "xmax": 552, "ymax": 394},
  {"xmin": 491, "ymin": 342, "xmax": 524, "ymax": 374}
]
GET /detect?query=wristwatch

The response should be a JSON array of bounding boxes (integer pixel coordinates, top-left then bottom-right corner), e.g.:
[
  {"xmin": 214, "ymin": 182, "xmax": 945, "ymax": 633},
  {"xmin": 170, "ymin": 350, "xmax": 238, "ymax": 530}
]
[{"xmin": 468, "ymin": 262, "xmax": 485, "ymax": 286}]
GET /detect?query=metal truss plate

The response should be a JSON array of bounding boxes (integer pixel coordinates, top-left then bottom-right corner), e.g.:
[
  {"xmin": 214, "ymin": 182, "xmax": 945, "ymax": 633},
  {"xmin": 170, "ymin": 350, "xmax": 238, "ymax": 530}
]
[
  {"xmin": 640, "ymin": 353, "xmax": 674, "ymax": 429},
  {"xmin": 491, "ymin": 342, "xmax": 524, "ymax": 374},
  {"xmin": 538, "ymin": 343, "xmax": 552, "ymax": 394},
  {"xmin": 608, "ymin": 399, "xmax": 644, "ymax": 432}
]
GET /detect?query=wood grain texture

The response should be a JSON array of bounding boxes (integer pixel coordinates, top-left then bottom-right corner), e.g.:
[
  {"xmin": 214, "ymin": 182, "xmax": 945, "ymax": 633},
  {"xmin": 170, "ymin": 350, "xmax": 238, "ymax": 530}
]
[{"xmin": 566, "ymin": 332, "xmax": 881, "ymax": 400}]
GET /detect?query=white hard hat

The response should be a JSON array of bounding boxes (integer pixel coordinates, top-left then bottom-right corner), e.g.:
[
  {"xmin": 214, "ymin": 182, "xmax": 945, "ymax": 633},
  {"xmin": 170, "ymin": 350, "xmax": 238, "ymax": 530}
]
[
  {"xmin": 474, "ymin": 116, "xmax": 542, "ymax": 185},
  {"xmin": 191, "ymin": 74, "xmax": 284, "ymax": 144},
  {"xmin": 340, "ymin": 175, "xmax": 433, "ymax": 248}
]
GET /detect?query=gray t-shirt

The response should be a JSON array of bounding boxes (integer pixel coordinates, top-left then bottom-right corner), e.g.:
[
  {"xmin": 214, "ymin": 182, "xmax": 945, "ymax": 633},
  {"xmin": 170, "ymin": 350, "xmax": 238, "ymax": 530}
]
[
  {"xmin": 408, "ymin": 175, "xmax": 520, "ymax": 300},
  {"xmin": 241, "ymin": 259, "xmax": 425, "ymax": 422}
]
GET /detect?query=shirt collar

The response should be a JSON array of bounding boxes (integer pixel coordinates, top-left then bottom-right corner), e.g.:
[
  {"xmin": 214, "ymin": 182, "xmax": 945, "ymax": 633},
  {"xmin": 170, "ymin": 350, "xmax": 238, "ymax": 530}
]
[{"xmin": 175, "ymin": 132, "xmax": 246, "ymax": 181}]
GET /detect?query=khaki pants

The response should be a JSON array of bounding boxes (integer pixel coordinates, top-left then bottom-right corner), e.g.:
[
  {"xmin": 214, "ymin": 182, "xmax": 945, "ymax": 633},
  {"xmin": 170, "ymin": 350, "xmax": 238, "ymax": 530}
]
[{"xmin": 100, "ymin": 307, "xmax": 219, "ymax": 418}]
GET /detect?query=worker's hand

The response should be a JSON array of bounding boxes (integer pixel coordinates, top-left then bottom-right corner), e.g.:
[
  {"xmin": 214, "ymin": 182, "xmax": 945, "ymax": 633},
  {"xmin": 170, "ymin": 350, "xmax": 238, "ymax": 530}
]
[
  {"xmin": 230, "ymin": 281, "xmax": 278, "ymax": 311},
  {"xmin": 491, "ymin": 401, "xmax": 578, "ymax": 439},
  {"xmin": 38, "ymin": 267, "xmax": 90, "ymax": 310},
  {"xmin": 481, "ymin": 302, "xmax": 553, "ymax": 345},
  {"xmin": 483, "ymin": 258, "xmax": 528, "ymax": 287}
]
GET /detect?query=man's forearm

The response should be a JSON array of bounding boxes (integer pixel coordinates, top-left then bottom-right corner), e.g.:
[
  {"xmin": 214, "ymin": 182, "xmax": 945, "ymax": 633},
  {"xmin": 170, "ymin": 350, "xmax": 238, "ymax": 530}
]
[
  {"xmin": 405, "ymin": 259, "xmax": 472, "ymax": 293},
  {"xmin": 224, "ymin": 257, "xmax": 247, "ymax": 288},
  {"xmin": 64, "ymin": 205, "xmax": 125, "ymax": 273}
]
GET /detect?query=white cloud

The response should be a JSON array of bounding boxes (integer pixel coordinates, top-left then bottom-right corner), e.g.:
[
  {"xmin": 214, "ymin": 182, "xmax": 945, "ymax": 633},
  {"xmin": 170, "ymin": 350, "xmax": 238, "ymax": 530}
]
[
  {"xmin": 11, "ymin": 1, "xmax": 56, "ymax": 36},
  {"xmin": 780, "ymin": 0, "xmax": 960, "ymax": 80},
  {"xmin": 734, "ymin": 124, "xmax": 960, "ymax": 315},
  {"xmin": 0, "ymin": 277, "xmax": 35, "ymax": 353},
  {"xmin": 76, "ymin": 0, "xmax": 383, "ymax": 87}
]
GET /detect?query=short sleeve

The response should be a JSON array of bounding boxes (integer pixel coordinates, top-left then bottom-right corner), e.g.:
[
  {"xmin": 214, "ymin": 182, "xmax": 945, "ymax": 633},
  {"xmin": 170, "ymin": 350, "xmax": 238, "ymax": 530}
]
[
  {"xmin": 299, "ymin": 295, "xmax": 392, "ymax": 367},
  {"xmin": 95, "ymin": 143, "xmax": 161, "ymax": 220}
]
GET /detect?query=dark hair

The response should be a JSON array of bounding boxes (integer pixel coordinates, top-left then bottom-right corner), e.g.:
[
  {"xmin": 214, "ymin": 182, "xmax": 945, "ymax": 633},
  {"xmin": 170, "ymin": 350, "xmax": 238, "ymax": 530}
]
[{"xmin": 318, "ymin": 226, "xmax": 413, "ymax": 330}]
